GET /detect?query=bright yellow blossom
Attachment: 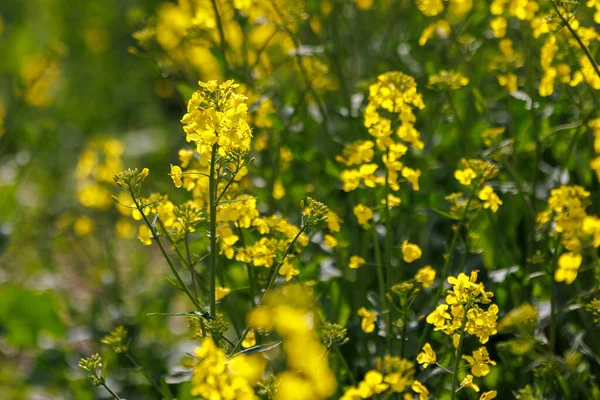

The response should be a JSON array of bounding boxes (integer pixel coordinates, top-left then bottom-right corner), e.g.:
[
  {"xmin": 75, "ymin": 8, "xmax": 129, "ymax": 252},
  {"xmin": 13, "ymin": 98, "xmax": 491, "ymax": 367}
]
[
  {"xmin": 454, "ymin": 168, "xmax": 477, "ymax": 185},
  {"xmin": 354, "ymin": 204, "xmax": 374, "ymax": 225},
  {"xmin": 402, "ymin": 240, "xmax": 422, "ymax": 263},
  {"xmin": 417, "ymin": 343, "xmax": 437, "ymax": 368},
  {"xmin": 349, "ymin": 255, "xmax": 366, "ymax": 269},
  {"xmin": 357, "ymin": 307, "xmax": 376, "ymax": 333},
  {"xmin": 478, "ymin": 185, "xmax": 502, "ymax": 212}
]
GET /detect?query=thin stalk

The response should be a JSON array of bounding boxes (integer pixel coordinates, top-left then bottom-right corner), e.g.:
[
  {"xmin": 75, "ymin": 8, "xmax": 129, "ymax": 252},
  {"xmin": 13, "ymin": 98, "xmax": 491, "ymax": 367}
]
[
  {"xmin": 372, "ymin": 225, "xmax": 391, "ymax": 356},
  {"xmin": 134, "ymin": 198, "xmax": 206, "ymax": 314},
  {"xmin": 523, "ymin": 26, "xmax": 541, "ymax": 213},
  {"xmin": 210, "ymin": 0, "xmax": 229, "ymax": 71},
  {"xmin": 419, "ymin": 188, "xmax": 478, "ymax": 349},
  {"xmin": 332, "ymin": 343, "xmax": 357, "ymax": 386},
  {"xmin": 125, "ymin": 352, "xmax": 172, "ymax": 399},
  {"xmin": 237, "ymin": 224, "xmax": 257, "ymax": 308},
  {"xmin": 229, "ymin": 226, "xmax": 306, "ymax": 355},
  {"xmin": 399, "ymin": 302, "xmax": 410, "ymax": 359},
  {"xmin": 551, "ymin": 1, "xmax": 600, "ymax": 80},
  {"xmin": 185, "ymin": 233, "xmax": 199, "ymax": 298},
  {"xmin": 549, "ymin": 235, "xmax": 562, "ymax": 354},
  {"xmin": 100, "ymin": 382, "xmax": 122, "ymax": 400},
  {"xmin": 384, "ymin": 151, "xmax": 395, "ymax": 353},
  {"xmin": 269, "ymin": 0, "xmax": 331, "ymax": 139},
  {"xmin": 446, "ymin": 90, "xmax": 467, "ymax": 153},
  {"xmin": 209, "ymin": 145, "xmax": 218, "ymax": 317},
  {"xmin": 450, "ymin": 309, "xmax": 469, "ymax": 400}
]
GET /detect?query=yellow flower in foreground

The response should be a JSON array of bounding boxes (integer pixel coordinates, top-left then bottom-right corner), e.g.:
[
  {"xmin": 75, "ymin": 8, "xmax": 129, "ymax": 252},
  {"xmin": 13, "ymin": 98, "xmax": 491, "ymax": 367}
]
[
  {"xmin": 324, "ymin": 234, "xmax": 338, "ymax": 248},
  {"xmin": 137, "ymin": 225, "xmax": 153, "ymax": 245},
  {"xmin": 461, "ymin": 374, "xmax": 480, "ymax": 392},
  {"xmin": 415, "ymin": 265, "xmax": 436, "ymax": 288},
  {"xmin": 555, "ymin": 252, "xmax": 582, "ymax": 284},
  {"xmin": 454, "ymin": 168, "xmax": 477, "ymax": 185},
  {"xmin": 279, "ymin": 258, "xmax": 300, "ymax": 281},
  {"xmin": 402, "ymin": 240, "xmax": 422, "ymax": 263},
  {"xmin": 241, "ymin": 331, "xmax": 256, "ymax": 348},
  {"xmin": 357, "ymin": 307, "xmax": 376, "ymax": 333},
  {"xmin": 411, "ymin": 380, "xmax": 429, "ymax": 400},
  {"xmin": 357, "ymin": 371, "xmax": 389, "ymax": 397},
  {"xmin": 416, "ymin": 343, "xmax": 437, "ymax": 368},
  {"xmin": 480, "ymin": 391, "xmax": 497, "ymax": 400},
  {"xmin": 215, "ymin": 286, "xmax": 231, "ymax": 301},
  {"xmin": 169, "ymin": 164, "xmax": 183, "ymax": 188},
  {"xmin": 462, "ymin": 347, "xmax": 496, "ymax": 377},
  {"xmin": 349, "ymin": 255, "xmax": 366, "ymax": 269},
  {"xmin": 354, "ymin": 204, "xmax": 374, "ymax": 225},
  {"xmin": 478, "ymin": 185, "xmax": 502, "ymax": 212}
]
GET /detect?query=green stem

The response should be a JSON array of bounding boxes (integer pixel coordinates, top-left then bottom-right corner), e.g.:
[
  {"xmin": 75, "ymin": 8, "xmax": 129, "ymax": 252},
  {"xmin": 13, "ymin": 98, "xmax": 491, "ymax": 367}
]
[
  {"xmin": 450, "ymin": 309, "xmax": 469, "ymax": 400},
  {"xmin": 100, "ymin": 382, "xmax": 122, "ymax": 400},
  {"xmin": 209, "ymin": 144, "xmax": 219, "ymax": 318},
  {"xmin": 332, "ymin": 343, "xmax": 357, "ymax": 386},
  {"xmin": 210, "ymin": 0, "xmax": 229, "ymax": 72},
  {"xmin": 134, "ymin": 198, "xmax": 206, "ymax": 314},
  {"xmin": 125, "ymin": 352, "xmax": 172, "ymax": 399},
  {"xmin": 372, "ymin": 225, "xmax": 391, "ymax": 356},
  {"xmin": 550, "ymin": 235, "xmax": 562, "ymax": 355},
  {"xmin": 551, "ymin": 2, "xmax": 600, "ymax": 80},
  {"xmin": 237, "ymin": 224, "xmax": 257, "ymax": 308},
  {"xmin": 523, "ymin": 26, "xmax": 541, "ymax": 214}
]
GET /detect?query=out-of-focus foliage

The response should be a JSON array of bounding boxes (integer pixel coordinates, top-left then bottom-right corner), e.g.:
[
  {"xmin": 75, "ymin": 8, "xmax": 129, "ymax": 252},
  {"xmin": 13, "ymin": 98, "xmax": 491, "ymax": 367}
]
[{"xmin": 2, "ymin": 0, "xmax": 600, "ymax": 399}]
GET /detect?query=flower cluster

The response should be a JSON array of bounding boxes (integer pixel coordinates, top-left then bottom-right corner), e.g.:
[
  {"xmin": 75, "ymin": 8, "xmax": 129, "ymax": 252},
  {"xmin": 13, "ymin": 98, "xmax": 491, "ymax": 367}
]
[
  {"xmin": 181, "ymin": 80, "xmax": 252, "ymax": 156},
  {"xmin": 247, "ymin": 284, "xmax": 337, "ymax": 400},
  {"xmin": 190, "ymin": 337, "xmax": 265, "ymax": 400},
  {"xmin": 537, "ymin": 185, "xmax": 600, "ymax": 283},
  {"xmin": 341, "ymin": 356, "xmax": 420, "ymax": 399}
]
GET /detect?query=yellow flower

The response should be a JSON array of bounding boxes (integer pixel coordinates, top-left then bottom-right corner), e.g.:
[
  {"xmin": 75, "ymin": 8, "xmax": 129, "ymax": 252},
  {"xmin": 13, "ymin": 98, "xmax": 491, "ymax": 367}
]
[
  {"xmin": 490, "ymin": 16, "xmax": 507, "ymax": 38},
  {"xmin": 479, "ymin": 391, "xmax": 497, "ymax": 400},
  {"xmin": 426, "ymin": 304, "xmax": 451, "ymax": 328},
  {"xmin": 170, "ymin": 164, "xmax": 183, "ymax": 188},
  {"xmin": 419, "ymin": 20, "xmax": 451, "ymax": 46},
  {"xmin": 454, "ymin": 168, "xmax": 477, "ymax": 185},
  {"xmin": 411, "ymin": 380, "xmax": 429, "ymax": 400},
  {"xmin": 349, "ymin": 255, "xmax": 366, "ymax": 269},
  {"xmin": 416, "ymin": 343, "xmax": 437, "ymax": 368},
  {"xmin": 462, "ymin": 347, "xmax": 496, "ymax": 377},
  {"xmin": 279, "ymin": 258, "xmax": 300, "ymax": 281},
  {"xmin": 478, "ymin": 185, "xmax": 502, "ymax": 212},
  {"xmin": 356, "ymin": 0, "xmax": 374, "ymax": 10},
  {"xmin": 428, "ymin": 70, "xmax": 470, "ymax": 90},
  {"xmin": 498, "ymin": 74, "xmax": 518, "ymax": 93},
  {"xmin": 215, "ymin": 286, "xmax": 231, "ymax": 301},
  {"xmin": 354, "ymin": 204, "xmax": 374, "ymax": 225},
  {"xmin": 555, "ymin": 252, "xmax": 582, "ymax": 284},
  {"xmin": 327, "ymin": 210, "xmax": 342, "ymax": 232},
  {"xmin": 401, "ymin": 167, "xmax": 421, "ymax": 190},
  {"xmin": 460, "ymin": 374, "xmax": 480, "ymax": 392},
  {"xmin": 273, "ymin": 179, "xmax": 286, "ymax": 200},
  {"xmin": 416, "ymin": 0, "xmax": 444, "ymax": 16},
  {"xmin": 415, "ymin": 265, "xmax": 436, "ymax": 288},
  {"xmin": 357, "ymin": 371, "xmax": 389, "ymax": 397},
  {"xmin": 382, "ymin": 193, "xmax": 402, "ymax": 208},
  {"xmin": 241, "ymin": 331, "xmax": 256, "ymax": 348},
  {"xmin": 324, "ymin": 234, "xmax": 339, "ymax": 248},
  {"xmin": 137, "ymin": 225, "xmax": 153, "ymax": 246},
  {"xmin": 402, "ymin": 240, "xmax": 422, "ymax": 263},
  {"xmin": 357, "ymin": 307, "xmax": 376, "ymax": 333}
]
